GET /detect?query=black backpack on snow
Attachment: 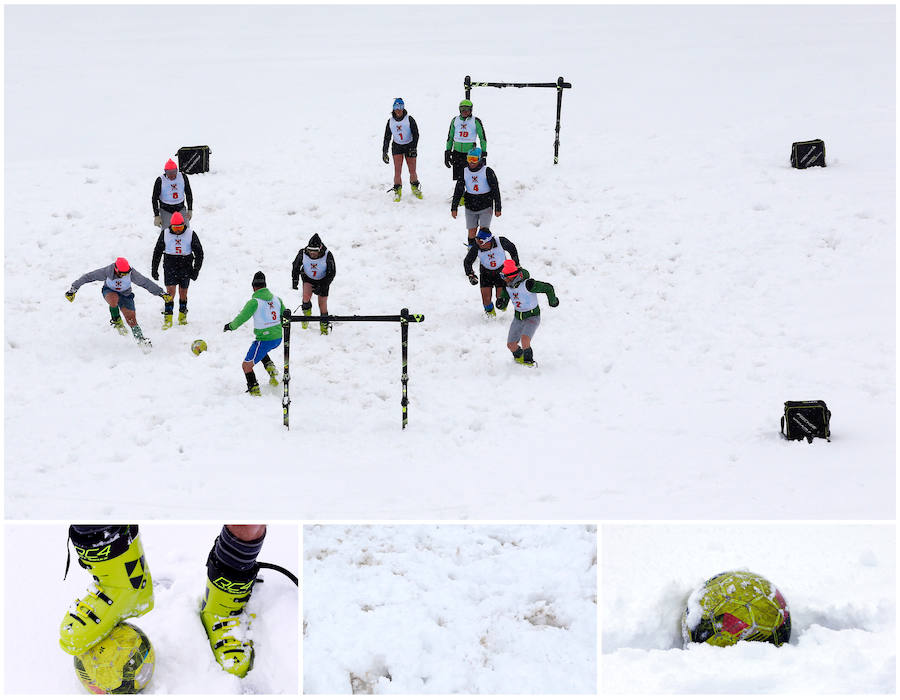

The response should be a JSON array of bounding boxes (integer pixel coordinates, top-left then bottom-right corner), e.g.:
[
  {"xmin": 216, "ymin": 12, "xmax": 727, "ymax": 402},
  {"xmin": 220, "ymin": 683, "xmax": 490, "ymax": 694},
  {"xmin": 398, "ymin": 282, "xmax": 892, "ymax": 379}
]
[{"xmin": 780, "ymin": 400, "xmax": 831, "ymax": 443}]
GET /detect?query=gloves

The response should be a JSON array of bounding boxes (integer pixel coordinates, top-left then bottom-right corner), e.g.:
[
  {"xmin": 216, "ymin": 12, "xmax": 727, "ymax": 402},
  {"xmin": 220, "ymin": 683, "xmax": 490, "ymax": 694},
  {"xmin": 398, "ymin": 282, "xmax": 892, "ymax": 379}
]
[
  {"xmin": 549, "ymin": 297, "xmax": 560, "ymax": 308},
  {"xmin": 65, "ymin": 288, "xmax": 76, "ymax": 302},
  {"xmin": 152, "ymin": 270, "xmax": 159, "ymax": 281},
  {"xmin": 223, "ymin": 323, "xmax": 232, "ymax": 332},
  {"xmin": 467, "ymin": 273, "xmax": 478, "ymax": 286},
  {"xmin": 161, "ymin": 293, "xmax": 173, "ymax": 303},
  {"xmin": 495, "ymin": 297, "xmax": 508, "ymax": 311},
  {"xmin": 482, "ymin": 150, "xmax": 487, "ymax": 161},
  {"xmin": 153, "ymin": 215, "xmax": 161, "ymax": 227},
  {"xmin": 186, "ymin": 210, "xmax": 192, "ymax": 221},
  {"xmin": 408, "ymin": 148, "xmax": 417, "ymax": 158},
  {"xmin": 190, "ymin": 269, "xmax": 199, "ymax": 281},
  {"xmin": 382, "ymin": 152, "xmax": 389, "ymax": 164},
  {"xmin": 444, "ymin": 150, "xmax": 452, "ymax": 168},
  {"xmin": 292, "ymin": 283, "xmax": 298, "ymax": 290}
]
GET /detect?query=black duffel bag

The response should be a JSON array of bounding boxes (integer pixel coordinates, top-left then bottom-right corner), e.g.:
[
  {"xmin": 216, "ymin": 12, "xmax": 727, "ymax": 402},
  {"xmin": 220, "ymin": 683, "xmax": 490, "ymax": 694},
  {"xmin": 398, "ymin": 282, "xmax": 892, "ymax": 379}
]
[
  {"xmin": 790, "ymin": 139, "xmax": 826, "ymax": 169},
  {"xmin": 781, "ymin": 400, "xmax": 831, "ymax": 443},
  {"xmin": 177, "ymin": 145, "xmax": 211, "ymax": 174}
]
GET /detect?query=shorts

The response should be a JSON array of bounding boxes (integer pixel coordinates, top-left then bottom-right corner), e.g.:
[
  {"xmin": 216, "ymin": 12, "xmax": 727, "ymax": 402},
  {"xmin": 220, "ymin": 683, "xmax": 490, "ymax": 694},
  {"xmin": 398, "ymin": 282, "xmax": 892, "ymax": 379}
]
[
  {"xmin": 159, "ymin": 206, "xmax": 186, "ymax": 231},
  {"xmin": 507, "ymin": 315, "xmax": 541, "ymax": 344},
  {"xmin": 163, "ymin": 255, "xmax": 192, "ymax": 287},
  {"xmin": 450, "ymin": 150, "xmax": 468, "ymax": 181},
  {"xmin": 245, "ymin": 338, "xmax": 283, "ymax": 364},
  {"xmin": 480, "ymin": 268, "xmax": 505, "ymax": 289},
  {"xmin": 465, "ymin": 207, "xmax": 493, "ymax": 230},
  {"xmin": 391, "ymin": 142, "xmax": 416, "ymax": 157},
  {"xmin": 304, "ymin": 279, "xmax": 331, "ymax": 297},
  {"xmin": 101, "ymin": 285, "xmax": 136, "ymax": 311}
]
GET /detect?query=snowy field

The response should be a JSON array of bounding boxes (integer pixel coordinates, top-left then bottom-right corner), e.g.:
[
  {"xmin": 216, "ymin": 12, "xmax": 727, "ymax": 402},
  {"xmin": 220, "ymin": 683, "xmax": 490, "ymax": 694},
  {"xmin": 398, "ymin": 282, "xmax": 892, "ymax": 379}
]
[
  {"xmin": 3, "ymin": 523, "xmax": 299, "ymax": 694},
  {"xmin": 302, "ymin": 524, "xmax": 597, "ymax": 694},
  {"xmin": 4, "ymin": 4, "xmax": 895, "ymax": 521},
  {"xmin": 601, "ymin": 523, "xmax": 896, "ymax": 694}
]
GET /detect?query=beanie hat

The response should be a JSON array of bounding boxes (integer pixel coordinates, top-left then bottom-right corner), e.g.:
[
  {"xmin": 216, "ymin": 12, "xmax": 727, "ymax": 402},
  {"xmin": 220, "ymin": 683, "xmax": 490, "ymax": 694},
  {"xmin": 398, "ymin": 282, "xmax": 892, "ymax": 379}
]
[
  {"xmin": 306, "ymin": 233, "xmax": 323, "ymax": 251},
  {"xmin": 392, "ymin": 97, "xmax": 404, "ymax": 110},
  {"xmin": 164, "ymin": 159, "xmax": 177, "ymax": 171},
  {"xmin": 252, "ymin": 271, "xmax": 267, "ymax": 288},
  {"xmin": 501, "ymin": 259, "xmax": 519, "ymax": 276},
  {"xmin": 476, "ymin": 228, "xmax": 493, "ymax": 241},
  {"xmin": 114, "ymin": 257, "xmax": 130, "ymax": 273},
  {"xmin": 170, "ymin": 212, "xmax": 185, "ymax": 227}
]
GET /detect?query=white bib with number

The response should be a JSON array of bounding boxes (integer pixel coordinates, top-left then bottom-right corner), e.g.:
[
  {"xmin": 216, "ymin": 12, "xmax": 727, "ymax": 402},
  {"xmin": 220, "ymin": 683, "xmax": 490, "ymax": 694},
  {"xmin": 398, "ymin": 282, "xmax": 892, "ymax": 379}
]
[
  {"xmin": 464, "ymin": 167, "xmax": 491, "ymax": 195},
  {"xmin": 253, "ymin": 297, "xmax": 282, "ymax": 330},
  {"xmin": 453, "ymin": 116, "xmax": 477, "ymax": 144},
  {"xmin": 159, "ymin": 173, "xmax": 185, "ymax": 205},
  {"xmin": 478, "ymin": 242, "xmax": 508, "ymax": 270},
  {"xmin": 392, "ymin": 115, "xmax": 413, "ymax": 145},
  {"xmin": 164, "ymin": 227, "xmax": 193, "ymax": 256},
  {"xmin": 302, "ymin": 251, "xmax": 328, "ymax": 280}
]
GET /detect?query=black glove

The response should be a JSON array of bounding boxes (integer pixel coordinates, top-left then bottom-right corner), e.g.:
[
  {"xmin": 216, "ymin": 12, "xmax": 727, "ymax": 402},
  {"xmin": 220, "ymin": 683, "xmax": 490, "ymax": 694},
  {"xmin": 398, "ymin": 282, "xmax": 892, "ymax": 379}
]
[
  {"xmin": 482, "ymin": 150, "xmax": 487, "ymax": 161},
  {"xmin": 190, "ymin": 269, "xmax": 199, "ymax": 281},
  {"xmin": 152, "ymin": 270, "xmax": 159, "ymax": 281},
  {"xmin": 467, "ymin": 273, "xmax": 478, "ymax": 286},
  {"xmin": 292, "ymin": 282, "xmax": 298, "ymax": 290},
  {"xmin": 549, "ymin": 298, "xmax": 559, "ymax": 308},
  {"xmin": 382, "ymin": 152, "xmax": 389, "ymax": 164},
  {"xmin": 496, "ymin": 297, "xmax": 508, "ymax": 311},
  {"xmin": 444, "ymin": 150, "xmax": 452, "ymax": 168},
  {"xmin": 408, "ymin": 148, "xmax": 417, "ymax": 158},
  {"xmin": 223, "ymin": 323, "xmax": 232, "ymax": 332}
]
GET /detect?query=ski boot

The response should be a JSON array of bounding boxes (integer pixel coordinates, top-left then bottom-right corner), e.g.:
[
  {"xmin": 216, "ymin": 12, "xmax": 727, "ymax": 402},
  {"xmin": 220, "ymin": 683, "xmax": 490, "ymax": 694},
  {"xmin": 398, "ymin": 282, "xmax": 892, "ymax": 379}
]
[
  {"xmin": 199, "ymin": 558, "xmax": 258, "ymax": 677},
  {"xmin": 248, "ymin": 385, "xmax": 261, "ymax": 397},
  {"xmin": 162, "ymin": 313, "xmax": 173, "ymax": 330},
  {"xmin": 320, "ymin": 321, "xmax": 332, "ymax": 336},
  {"xmin": 110, "ymin": 317, "xmax": 129, "ymax": 336},
  {"xmin": 512, "ymin": 348, "xmax": 525, "ymax": 365},
  {"xmin": 301, "ymin": 303, "xmax": 312, "ymax": 330},
  {"xmin": 411, "ymin": 181, "xmax": 423, "ymax": 200},
  {"xmin": 484, "ymin": 305, "xmax": 497, "ymax": 318},
  {"xmin": 60, "ymin": 525, "xmax": 154, "ymax": 656},
  {"xmin": 178, "ymin": 311, "xmax": 188, "ymax": 326},
  {"xmin": 521, "ymin": 348, "xmax": 536, "ymax": 368},
  {"xmin": 132, "ymin": 325, "xmax": 151, "ymax": 353},
  {"xmin": 391, "ymin": 184, "xmax": 402, "ymax": 202},
  {"xmin": 263, "ymin": 361, "xmax": 279, "ymax": 387}
]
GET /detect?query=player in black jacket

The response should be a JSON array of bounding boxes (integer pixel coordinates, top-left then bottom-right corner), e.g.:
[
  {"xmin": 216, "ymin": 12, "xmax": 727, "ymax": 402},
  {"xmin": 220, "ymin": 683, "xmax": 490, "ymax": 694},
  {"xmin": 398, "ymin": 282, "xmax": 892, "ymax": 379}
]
[
  {"xmin": 151, "ymin": 158, "xmax": 193, "ymax": 231},
  {"xmin": 291, "ymin": 233, "xmax": 337, "ymax": 335},
  {"xmin": 463, "ymin": 228, "xmax": 520, "ymax": 316},
  {"xmin": 150, "ymin": 211, "xmax": 204, "ymax": 328},
  {"xmin": 381, "ymin": 98, "xmax": 422, "ymax": 201},
  {"xmin": 451, "ymin": 148, "xmax": 501, "ymax": 246}
]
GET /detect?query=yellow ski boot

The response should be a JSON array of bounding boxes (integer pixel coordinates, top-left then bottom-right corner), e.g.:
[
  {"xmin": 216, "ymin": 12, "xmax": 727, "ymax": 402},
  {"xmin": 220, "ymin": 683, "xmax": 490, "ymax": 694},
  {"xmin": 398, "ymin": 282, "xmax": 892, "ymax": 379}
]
[
  {"xmin": 199, "ymin": 563, "xmax": 257, "ymax": 677},
  {"xmin": 162, "ymin": 313, "xmax": 173, "ymax": 330},
  {"xmin": 178, "ymin": 311, "xmax": 188, "ymax": 326},
  {"xmin": 60, "ymin": 526, "xmax": 154, "ymax": 656}
]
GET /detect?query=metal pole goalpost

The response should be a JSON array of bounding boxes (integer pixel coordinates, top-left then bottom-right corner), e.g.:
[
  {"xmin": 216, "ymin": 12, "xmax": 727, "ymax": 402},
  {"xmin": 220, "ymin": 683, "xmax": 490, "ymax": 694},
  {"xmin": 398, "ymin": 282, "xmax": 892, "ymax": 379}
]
[
  {"xmin": 281, "ymin": 309, "xmax": 425, "ymax": 430},
  {"xmin": 464, "ymin": 75, "xmax": 573, "ymax": 164}
]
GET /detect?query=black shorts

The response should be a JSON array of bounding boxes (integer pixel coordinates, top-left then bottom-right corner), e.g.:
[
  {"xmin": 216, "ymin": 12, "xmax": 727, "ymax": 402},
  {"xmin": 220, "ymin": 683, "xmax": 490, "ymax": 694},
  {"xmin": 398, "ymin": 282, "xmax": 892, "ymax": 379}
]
[
  {"xmin": 304, "ymin": 279, "xmax": 331, "ymax": 297},
  {"xmin": 450, "ymin": 150, "xmax": 468, "ymax": 181},
  {"xmin": 480, "ymin": 268, "xmax": 505, "ymax": 289},
  {"xmin": 391, "ymin": 142, "xmax": 416, "ymax": 157},
  {"xmin": 163, "ymin": 255, "xmax": 192, "ymax": 287}
]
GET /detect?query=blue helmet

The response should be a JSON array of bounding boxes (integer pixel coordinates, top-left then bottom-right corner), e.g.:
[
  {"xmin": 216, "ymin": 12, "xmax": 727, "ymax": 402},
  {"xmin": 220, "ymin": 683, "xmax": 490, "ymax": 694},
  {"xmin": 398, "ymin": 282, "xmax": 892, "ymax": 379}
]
[
  {"xmin": 392, "ymin": 97, "xmax": 404, "ymax": 111},
  {"xmin": 467, "ymin": 147, "xmax": 483, "ymax": 164}
]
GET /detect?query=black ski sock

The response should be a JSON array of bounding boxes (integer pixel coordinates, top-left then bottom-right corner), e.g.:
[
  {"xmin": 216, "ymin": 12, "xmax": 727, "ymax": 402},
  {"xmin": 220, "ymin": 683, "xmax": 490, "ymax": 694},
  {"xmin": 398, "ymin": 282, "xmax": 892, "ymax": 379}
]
[
  {"xmin": 164, "ymin": 302, "xmax": 174, "ymax": 314},
  {"xmin": 512, "ymin": 348, "xmax": 524, "ymax": 359},
  {"xmin": 179, "ymin": 300, "xmax": 187, "ymax": 313},
  {"xmin": 245, "ymin": 371, "xmax": 258, "ymax": 391},
  {"xmin": 301, "ymin": 301, "xmax": 312, "ymax": 312},
  {"xmin": 213, "ymin": 526, "xmax": 267, "ymax": 573},
  {"xmin": 523, "ymin": 347, "xmax": 534, "ymax": 363}
]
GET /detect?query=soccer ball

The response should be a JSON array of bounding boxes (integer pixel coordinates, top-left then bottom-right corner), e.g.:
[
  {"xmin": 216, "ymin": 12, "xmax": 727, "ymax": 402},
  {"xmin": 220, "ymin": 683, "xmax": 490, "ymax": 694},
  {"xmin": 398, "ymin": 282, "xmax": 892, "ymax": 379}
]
[
  {"xmin": 73, "ymin": 621, "xmax": 155, "ymax": 694},
  {"xmin": 191, "ymin": 339, "xmax": 208, "ymax": 356},
  {"xmin": 681, "ymin": 570, "xmax": 791, "ymax": 648}
]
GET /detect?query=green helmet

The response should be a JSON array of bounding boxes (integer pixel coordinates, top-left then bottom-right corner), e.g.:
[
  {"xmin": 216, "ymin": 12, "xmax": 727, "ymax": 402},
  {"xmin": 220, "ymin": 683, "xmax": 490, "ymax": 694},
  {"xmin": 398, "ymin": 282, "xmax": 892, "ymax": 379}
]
[
  {"xmin": 459, "ymin": 99, "xmax": 473, "ymax": 110},
  {"xmin": 681, "ymin": 570, "xmax": 791, "ymax": 648}
]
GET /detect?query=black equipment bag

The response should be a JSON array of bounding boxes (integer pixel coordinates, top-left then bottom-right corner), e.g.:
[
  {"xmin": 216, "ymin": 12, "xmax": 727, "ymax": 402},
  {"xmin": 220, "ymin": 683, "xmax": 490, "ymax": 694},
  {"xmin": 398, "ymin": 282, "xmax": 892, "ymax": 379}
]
[
  {"xmin": 177, "ymin": 145, "xmax": 211, "ymax": 174},
  {"xmin": 781, "ymin": 400, "xmax": 831, "ymax": 443},
  {"xmin": 790, "ymin": 139, "xmax": 826, "ymax": 169}
]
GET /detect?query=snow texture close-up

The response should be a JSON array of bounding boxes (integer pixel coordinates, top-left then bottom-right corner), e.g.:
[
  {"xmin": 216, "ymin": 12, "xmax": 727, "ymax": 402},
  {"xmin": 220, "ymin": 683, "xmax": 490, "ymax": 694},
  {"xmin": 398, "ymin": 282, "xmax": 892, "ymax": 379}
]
[
  {"xmin": 601, "ymin": 523, "xmax": 896, "ymax": 694},
  {"xmin": 3, "ymin": 523, "xmax": 299, "ymax": 694},
  {"xmin": 3, "ymin": 4, "xmax": 894, "ymax": 521},
  {"xmin": 303, "ymin": 524, "xmax": 597, "ymax": 694}
]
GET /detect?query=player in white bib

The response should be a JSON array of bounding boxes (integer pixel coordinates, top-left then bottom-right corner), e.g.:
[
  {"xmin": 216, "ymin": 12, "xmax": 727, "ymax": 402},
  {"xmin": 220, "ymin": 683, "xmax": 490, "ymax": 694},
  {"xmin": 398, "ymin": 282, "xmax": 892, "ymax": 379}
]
[
  {"xmin": 65, "ymin": 257, "xmax": 170, "ymax": 351},
  {"xmin": 151, "ymin": 158, "xmax": 193, "ymax": 231},
  {"xmin": 451, "ymin": 148, "xmax": 502, "ymax": 246},
  {"xmin": 445, "ymin": 98, "xmax": 487, "ymax": 194},
  {"xmin": 381, "ymin": 98, "xmax": 422, "ymax": 202},
  {"xmin": 291, "ymin": 233, "xmax": 337, "ymax": 335},
  {"xmin": 463, "ymin": 227, "xmax": 520, "ymax": 316},
  {"xmin": 150, "ymin": 211, "xmax": 204, "ymax": 329},
  {"xmin": 496, "ymin": 259, "xmax": 559, "ymax": 368}
]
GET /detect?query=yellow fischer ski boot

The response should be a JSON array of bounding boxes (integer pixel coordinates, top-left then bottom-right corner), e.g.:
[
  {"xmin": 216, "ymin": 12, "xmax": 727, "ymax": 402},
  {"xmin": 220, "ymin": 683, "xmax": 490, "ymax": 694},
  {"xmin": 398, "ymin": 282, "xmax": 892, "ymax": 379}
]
[
  {"xmin": 60, "ymin": 525, "xmax": 154, "ymax": 656},
  {"xmin": 200, "ymin": 561, "xmax": 258, "ymax": 677},
  {"xmin": 301, "ymin": 302, "xmax": 312, "ymax": 330},
  {"xmin": 162, "ymin": 313, "xmax": 173, "ymax": 330},
  {"xmin": 178, "ymin": 311, "xmax": 188, "ymax": 326}
]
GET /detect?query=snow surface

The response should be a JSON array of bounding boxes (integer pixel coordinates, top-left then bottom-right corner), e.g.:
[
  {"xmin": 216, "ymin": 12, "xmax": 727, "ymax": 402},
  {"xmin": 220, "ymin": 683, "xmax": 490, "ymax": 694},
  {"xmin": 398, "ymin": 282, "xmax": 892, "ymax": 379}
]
[
  {"xmin": 303, "ymin": 524, "xmax": 597, "ymax": 694},
  {"xmin": 601, "ymin": 523, "xmax": 896, "ymax": 694},
  {"xmin": 4, "ymin": 4, "xmax": 894, "ymax": 520},
  {"xmin": 2, "ymin": 523, "xmax": 299, "ymax": 694}
]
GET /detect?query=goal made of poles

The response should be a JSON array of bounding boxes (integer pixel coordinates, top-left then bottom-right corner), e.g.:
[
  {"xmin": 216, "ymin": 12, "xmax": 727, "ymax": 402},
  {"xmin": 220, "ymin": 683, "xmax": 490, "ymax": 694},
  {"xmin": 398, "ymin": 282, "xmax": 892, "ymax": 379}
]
[
  {"xmin": 464, "ymin": 75, "xmax": 573, "ymax": 164},
  {"xmin": 281, "ymin": 308, "xmax": 425, "ymax": 430}
]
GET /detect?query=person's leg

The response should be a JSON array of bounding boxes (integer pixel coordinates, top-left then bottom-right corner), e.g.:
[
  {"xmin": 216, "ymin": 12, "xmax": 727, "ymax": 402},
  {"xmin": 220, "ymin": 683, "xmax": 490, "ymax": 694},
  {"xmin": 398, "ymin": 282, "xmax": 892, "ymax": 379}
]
[
  {"xmin": 406, "ymin": 156, "xmax": 418, "ymax": 182},
  {"xmin": 301, "ymin": 283, "xmax": 314, "ymax": 329},
  {"xmin": 392, "ymin": 153, "xmax": 404, "ymax": 186},
  {"xmin": 59, "ymin": 524, "xmax": 153, "ymax": 655},
  {"xmin": 103, "ymin": 291, "xmax": 126, "ymax": 325},
  {"xmin": 177, "ymin": 278, "xmax": 189, "ymax": 325},
  {"xmin": 199, "ymin": 524, "xmax": 268, "ymax": 677},
  {"xmin": 243, "ymin": 343, "xmax": 261, "ymax": 395}
]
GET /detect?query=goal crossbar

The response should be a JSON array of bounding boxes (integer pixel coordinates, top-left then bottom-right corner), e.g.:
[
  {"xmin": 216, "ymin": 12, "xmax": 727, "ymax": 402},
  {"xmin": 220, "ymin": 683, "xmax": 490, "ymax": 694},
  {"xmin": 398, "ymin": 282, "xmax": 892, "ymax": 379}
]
[{"xmin": 281, "ymin": 309, "xmax": 425, "ymax": 430}]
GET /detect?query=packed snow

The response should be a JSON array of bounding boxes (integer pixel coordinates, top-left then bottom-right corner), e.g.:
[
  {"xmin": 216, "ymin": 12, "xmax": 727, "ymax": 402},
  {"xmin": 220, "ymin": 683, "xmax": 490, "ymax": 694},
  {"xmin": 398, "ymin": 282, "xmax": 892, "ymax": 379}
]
[
  {"xmin": 601, "ymin": 523, "xmax": 896, "ymax": 694},
  {"xmin": 2, "ymin": 522, "xmax": 299, "ymax": 694},
  {"xmin": 4, "ymin": 4, "xmax": 894, "ymax": 520},
  {"xmin": 303, "ymin": 524, "xmax": 597, "ymax": 693}
]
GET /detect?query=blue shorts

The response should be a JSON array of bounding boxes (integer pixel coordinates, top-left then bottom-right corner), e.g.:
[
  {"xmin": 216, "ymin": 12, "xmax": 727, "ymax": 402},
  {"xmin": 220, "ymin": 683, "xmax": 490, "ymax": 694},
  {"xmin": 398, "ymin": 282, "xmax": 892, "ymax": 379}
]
[
  {"xmin": 101, "ymin": 286, "xmax": 136, "ymax": 311},
  {"xmin": 244, "ymin": 338, "xmax": 282, "ymax": 364}
]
